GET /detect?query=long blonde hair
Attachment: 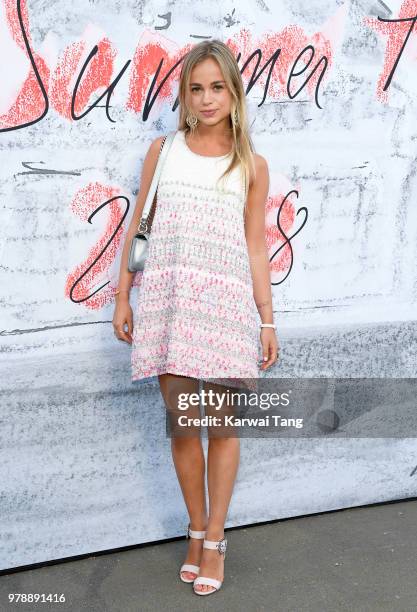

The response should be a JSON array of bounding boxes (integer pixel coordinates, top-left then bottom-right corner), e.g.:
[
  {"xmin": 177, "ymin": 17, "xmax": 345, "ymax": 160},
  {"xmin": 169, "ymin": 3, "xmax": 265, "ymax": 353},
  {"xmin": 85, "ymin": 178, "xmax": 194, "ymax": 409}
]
[{"xmin": 177, "ymin": 39, "xmax": 256, "ymax": 206}]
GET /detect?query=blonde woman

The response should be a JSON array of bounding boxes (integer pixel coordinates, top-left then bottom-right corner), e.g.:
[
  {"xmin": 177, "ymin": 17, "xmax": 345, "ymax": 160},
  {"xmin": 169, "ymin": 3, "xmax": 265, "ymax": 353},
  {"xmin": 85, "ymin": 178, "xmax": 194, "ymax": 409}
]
[{"xmin": 112, "ymin": 39, "xmax": 279, "ymax": 596}]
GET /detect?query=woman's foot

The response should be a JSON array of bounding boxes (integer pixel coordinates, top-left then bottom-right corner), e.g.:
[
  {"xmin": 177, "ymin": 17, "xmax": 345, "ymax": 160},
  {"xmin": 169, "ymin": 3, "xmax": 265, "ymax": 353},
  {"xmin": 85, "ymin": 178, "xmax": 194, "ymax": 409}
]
[
  {"xmin": 180, "ymin": 525, "xmax": 206, "ymax": 581},
  {"xmin": 193, "ymin": 533, "xmax": 225, "ymax": 593}
]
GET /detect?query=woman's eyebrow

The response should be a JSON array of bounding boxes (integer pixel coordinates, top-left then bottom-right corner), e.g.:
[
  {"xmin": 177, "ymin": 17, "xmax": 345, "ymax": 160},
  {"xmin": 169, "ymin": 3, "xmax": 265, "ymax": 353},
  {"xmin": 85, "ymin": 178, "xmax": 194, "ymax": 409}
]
[{"xmin": 189, "ymin": 80, "xmax": 226, "ymax": 85}]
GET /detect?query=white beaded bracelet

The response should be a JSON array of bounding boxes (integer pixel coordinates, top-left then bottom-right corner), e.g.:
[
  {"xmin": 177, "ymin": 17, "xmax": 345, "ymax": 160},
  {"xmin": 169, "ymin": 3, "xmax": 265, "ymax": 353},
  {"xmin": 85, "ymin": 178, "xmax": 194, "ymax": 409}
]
[{"xmin": 260, "ymin": 323, "xmax": 276, "ymax": 329}]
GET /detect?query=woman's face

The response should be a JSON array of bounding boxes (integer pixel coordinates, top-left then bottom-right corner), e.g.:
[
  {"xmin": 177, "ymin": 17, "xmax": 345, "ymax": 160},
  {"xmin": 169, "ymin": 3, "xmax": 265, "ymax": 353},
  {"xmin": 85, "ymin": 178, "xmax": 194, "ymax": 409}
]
[{"xmin": 186, "ymin": 57, "xmax": 232, "ymax": 127}]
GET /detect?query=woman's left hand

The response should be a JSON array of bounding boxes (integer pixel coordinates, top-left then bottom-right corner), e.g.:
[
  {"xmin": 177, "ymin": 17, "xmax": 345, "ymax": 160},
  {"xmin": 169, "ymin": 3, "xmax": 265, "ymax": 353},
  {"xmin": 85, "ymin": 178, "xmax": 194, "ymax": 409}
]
[{"xmin": 259, "ymin": 328, "xmax": 280, "ymax": 370}]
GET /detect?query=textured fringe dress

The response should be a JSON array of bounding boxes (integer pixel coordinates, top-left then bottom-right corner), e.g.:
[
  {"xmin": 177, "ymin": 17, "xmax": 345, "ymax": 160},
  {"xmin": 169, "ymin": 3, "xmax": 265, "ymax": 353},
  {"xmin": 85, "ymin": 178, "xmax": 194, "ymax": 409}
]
[{"xmin": 131, "ymin": 129, "xmax": 260, "ymax": 390}]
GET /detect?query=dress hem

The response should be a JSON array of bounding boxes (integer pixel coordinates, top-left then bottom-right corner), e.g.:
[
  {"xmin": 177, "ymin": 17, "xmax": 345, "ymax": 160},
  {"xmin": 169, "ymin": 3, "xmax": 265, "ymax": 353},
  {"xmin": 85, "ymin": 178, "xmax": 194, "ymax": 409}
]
[{"xmin": 132, "ymin": 368, "xmax": 260, "ymax": 391}]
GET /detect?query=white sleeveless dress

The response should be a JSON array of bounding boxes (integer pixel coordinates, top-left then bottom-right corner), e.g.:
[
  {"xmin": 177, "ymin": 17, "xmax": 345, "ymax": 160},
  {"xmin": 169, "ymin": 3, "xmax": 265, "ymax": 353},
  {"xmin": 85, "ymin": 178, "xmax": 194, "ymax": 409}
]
[{"xmin": 131, "ymin": 129, "xmax": 261, "ymax": 389}]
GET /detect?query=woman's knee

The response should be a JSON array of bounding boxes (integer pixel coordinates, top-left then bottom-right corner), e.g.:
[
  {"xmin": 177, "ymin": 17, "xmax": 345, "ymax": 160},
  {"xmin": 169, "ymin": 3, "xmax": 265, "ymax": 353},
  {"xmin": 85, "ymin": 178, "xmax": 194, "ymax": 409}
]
[
  {"xmin": 159, "ymin": 373, "xmax": 200, "ymax": 412},
  {"xmin": 171, "ymin": 435, "xmax": 203, "ymax": 450}
]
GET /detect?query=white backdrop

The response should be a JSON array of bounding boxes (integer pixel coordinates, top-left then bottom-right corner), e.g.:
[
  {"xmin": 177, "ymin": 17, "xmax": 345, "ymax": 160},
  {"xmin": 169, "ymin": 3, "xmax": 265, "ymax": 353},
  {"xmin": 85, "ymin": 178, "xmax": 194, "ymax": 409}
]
[{"xmin": 1, "ymin": 0, "xmax": 416, "ymax": 571}]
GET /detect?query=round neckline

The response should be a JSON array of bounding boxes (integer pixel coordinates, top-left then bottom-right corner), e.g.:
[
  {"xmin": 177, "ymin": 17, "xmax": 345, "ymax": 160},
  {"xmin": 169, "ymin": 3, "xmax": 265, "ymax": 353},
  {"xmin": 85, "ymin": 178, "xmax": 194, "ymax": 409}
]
[{"xmin": 181, "ymin": 130, "xmax": 232, "ymax": 159}]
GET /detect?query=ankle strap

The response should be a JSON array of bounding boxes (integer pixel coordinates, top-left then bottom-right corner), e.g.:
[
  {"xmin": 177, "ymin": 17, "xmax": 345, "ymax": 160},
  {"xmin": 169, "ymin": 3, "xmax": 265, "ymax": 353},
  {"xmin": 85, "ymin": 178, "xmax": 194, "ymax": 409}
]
[
  {"xmin": 187, "ymin": 524, "xmax": 206, "ymax": 539},
  {"xmin": 203, "ymin": 537, "xmax": 227, "ymax": 554}
]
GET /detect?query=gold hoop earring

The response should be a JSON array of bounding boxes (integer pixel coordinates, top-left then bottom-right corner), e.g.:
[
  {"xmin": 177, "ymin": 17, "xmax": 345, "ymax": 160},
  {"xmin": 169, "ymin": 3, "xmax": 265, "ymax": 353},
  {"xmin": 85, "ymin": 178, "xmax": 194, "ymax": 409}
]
[
  {"xmin": 231, "ymin": 108, "xmax": 239, "ymax": 127},
  {"xmin": 186, "ymin": 113, "xmax": 198, "ymax": 129}
]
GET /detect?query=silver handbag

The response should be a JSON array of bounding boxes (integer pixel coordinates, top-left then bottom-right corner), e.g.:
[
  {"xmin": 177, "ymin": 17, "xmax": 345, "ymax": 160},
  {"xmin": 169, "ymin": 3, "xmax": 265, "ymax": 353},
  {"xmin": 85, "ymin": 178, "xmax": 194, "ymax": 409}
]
[{"xmin": 128, "ymin": 130, "xmax": 176, "ymax": 272}]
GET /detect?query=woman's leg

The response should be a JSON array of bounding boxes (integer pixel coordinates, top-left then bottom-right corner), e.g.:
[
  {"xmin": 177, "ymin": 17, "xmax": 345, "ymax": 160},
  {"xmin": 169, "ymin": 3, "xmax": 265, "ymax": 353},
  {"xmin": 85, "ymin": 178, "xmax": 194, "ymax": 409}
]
[
  {"xmin": 158, "ymin": 373, "xmax": 208, "ymax": 580},
  {"xmin": 194, "ymin": 381, "xmax": 240, "ymax": 593}
]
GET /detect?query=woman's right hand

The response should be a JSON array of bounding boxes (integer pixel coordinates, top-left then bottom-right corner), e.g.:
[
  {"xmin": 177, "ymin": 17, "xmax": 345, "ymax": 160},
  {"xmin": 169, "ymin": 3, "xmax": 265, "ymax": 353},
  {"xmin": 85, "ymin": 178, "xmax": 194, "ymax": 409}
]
[{"xmin": 112, "ymin": 296, "xmax": 134, "ymax": 344}]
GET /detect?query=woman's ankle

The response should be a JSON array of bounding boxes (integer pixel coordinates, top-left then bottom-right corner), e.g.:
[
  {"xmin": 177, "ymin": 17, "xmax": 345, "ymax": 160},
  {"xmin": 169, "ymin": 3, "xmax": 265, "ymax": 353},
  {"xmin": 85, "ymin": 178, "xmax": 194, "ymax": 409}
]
[
  {"xmin": 189, "ymin": 517, "xmax": 208, "ymax": 531},
  {"xmin": 205, "ymin": 525, "xmax": 225, "ymax": 541}
]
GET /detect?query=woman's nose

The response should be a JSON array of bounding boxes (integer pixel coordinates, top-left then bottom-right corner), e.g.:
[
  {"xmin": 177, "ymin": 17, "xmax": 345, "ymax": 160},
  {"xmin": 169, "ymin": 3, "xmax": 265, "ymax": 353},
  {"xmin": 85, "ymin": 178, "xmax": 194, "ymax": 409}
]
[{"xmin": 202, "ymin": 89, "xmax": 213, "ymax": 103}]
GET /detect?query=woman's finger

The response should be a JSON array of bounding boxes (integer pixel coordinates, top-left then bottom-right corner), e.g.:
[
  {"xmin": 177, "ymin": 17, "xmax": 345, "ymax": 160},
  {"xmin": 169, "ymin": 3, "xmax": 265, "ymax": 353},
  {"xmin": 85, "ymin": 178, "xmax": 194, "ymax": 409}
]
[
  {"xmin": 127, "ymin": 315, "xmax": 134, "ymax": 342},
  {"xmin": 260, "ymin": 340, "xmax": 279, "ymax": 369},
  {"xmin": 260, "ymin": 341, "xmax": 272, "ymax": 368},
  {"xmin": 114, "ymin": 323, "xmax": 133, "ymax": 344}
]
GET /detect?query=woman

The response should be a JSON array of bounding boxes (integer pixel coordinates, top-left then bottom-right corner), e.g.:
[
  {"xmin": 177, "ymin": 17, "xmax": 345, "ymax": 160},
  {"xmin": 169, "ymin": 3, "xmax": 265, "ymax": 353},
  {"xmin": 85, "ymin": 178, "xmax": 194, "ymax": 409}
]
[{"xmin": 112, "ymin": 39, "xmax": 279, "ymax": 596}]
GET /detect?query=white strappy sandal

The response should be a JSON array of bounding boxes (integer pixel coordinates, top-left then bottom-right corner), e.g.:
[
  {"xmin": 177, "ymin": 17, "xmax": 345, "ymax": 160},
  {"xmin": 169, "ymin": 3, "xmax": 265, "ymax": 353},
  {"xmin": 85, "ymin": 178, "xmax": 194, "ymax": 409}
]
[
  {"xmin": 179, "ymin": 523, "xmax": 206, "ymax": 583},
  {"xmin": 193, "ymin": 536, "xmax": 227, "ymax": 595}
]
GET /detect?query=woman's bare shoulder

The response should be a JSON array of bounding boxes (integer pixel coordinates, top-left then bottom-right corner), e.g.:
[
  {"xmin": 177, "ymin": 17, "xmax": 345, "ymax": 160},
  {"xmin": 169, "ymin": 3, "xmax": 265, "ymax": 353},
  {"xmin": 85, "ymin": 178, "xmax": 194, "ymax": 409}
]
[
  {"xmin": 253, "ymin": 152, "xmax": 268, "ymax": 170},
  {"xmin": 141, "ymin": 135, "xmax": 168, "ymax": 176},
  {"xmin": 138, "ymin": 136, "xmax": 167, "ymax": 190},
  {"xmin": 249, "ymin": 153, "xmax": 269, "ymax": 190},
  {"xmin": 146, "ymin": 135, "xmax": 166, "ymax": 159}
]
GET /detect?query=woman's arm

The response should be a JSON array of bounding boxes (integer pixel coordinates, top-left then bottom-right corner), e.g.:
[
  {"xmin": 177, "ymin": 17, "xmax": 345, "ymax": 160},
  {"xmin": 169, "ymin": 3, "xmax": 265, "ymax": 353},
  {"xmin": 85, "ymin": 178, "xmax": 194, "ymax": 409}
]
[
  {"xmin": 115, "ymin": 135, "xmax": 165, "ymax": 301},
  {"xmin": 244, "ymin": 154, "xmax": 279, "ymax": 369},
  {"xmin": 112, "ymin": 135, "xmax": 165, "ymax": 345},
  {"xmin": 245, "ymin": 154, "xmax": 273, "ymax": 324}
]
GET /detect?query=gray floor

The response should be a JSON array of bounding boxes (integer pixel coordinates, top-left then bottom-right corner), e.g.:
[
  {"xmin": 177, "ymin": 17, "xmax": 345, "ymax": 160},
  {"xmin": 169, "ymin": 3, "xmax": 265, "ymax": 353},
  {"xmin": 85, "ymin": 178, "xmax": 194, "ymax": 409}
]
[{"xmin": 1, "ymin": 500, "xmax": 416, "ymax": 612}]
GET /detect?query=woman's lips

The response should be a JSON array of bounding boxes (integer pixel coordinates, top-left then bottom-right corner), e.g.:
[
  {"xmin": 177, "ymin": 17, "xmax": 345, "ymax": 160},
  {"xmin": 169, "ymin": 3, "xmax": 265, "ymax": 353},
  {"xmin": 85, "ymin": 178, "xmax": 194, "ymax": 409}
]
[{"xmin": 201, "ymin": 110, "xmax": 217, "ymax": 117}]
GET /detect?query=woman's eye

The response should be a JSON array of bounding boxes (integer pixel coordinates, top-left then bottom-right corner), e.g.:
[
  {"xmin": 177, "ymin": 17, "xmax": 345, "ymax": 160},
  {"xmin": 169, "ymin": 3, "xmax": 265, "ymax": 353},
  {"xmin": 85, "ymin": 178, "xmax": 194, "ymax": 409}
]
[{"xmin": 190, "ymin": 85, "xmax": 223, "ymax": 92}]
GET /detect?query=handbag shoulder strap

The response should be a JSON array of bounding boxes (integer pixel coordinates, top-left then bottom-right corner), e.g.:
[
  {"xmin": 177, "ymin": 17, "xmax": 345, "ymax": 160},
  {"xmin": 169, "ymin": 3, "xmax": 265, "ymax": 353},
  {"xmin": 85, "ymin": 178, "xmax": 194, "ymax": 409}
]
[{"xmin": 138, "ymin": 130, "xmax": 177, "ymax": 232}]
